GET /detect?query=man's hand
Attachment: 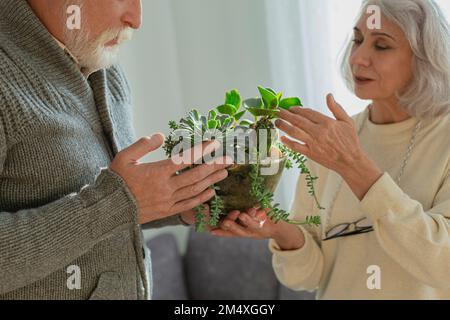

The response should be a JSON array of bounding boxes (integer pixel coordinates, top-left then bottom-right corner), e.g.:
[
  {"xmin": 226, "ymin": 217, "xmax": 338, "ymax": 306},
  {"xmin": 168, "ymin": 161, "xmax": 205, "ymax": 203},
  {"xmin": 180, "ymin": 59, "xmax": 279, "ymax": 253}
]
[{"xmin": 110, "ymin": 133, "xmax": 232, "ymax": 224}]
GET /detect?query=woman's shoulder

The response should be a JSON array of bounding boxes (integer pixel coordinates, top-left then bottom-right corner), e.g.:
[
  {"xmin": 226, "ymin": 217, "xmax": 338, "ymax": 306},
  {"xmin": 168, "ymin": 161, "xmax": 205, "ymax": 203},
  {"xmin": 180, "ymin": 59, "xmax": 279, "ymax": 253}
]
[
  {"xmin": 421, "ymin": 111, "xmax": 450, "ymax": 143},
  {"xmin": 422, "ymin": 111, "xmax": 450, "ymax": 164}
]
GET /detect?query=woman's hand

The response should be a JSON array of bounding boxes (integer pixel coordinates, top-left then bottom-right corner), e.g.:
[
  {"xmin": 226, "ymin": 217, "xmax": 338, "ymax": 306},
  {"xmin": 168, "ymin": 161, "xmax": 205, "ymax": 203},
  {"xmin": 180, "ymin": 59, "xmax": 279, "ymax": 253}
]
[
  {"xmin": 179, "ymin": 209, "xmax": 197, "ymax": 225},
  {"xmin": 179, "ymin": 204, "xmax": 210, "ymax": 226},
  {"xmin": 276, "ymin": 94, "xmax": 383, "ymax": 200},
  {"xmin": 276, "ymin": 94, "xmax": 364, "ymax": 174},
  {"xmin": 211, "ymin": 208, "xmax": 306, "ymax": 250}
]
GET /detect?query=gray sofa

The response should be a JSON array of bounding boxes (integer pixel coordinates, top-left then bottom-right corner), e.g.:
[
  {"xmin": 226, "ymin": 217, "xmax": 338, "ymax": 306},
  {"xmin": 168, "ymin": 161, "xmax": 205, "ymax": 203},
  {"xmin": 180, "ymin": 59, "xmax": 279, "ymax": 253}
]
[{"xmin": 146, "ymin": 230, "xmax": 316, "ymax": 300}]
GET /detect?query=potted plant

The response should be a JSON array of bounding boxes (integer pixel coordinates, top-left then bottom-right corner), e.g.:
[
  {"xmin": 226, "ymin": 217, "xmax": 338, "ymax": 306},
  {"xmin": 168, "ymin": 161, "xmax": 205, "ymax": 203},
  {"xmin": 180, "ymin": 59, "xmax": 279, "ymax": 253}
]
[{"xmin": 163, "ymin": 87, "xmax": 323, "ymax": 232}]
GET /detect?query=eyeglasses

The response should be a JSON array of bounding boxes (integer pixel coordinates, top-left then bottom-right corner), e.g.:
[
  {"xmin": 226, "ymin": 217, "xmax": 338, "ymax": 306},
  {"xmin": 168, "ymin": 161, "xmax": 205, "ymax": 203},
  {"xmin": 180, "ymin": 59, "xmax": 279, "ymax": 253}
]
[{"xmin": 323, "ymin": 217, "xmax": 374, "ymax": 241}]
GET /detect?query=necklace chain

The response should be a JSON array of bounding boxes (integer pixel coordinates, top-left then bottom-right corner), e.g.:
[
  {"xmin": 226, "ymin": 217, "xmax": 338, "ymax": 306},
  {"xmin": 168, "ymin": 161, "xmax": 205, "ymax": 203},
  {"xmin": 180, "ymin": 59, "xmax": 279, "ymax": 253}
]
[{"xmin": 322, "ymin": 107, "xmax": 422, "ymax": 235}]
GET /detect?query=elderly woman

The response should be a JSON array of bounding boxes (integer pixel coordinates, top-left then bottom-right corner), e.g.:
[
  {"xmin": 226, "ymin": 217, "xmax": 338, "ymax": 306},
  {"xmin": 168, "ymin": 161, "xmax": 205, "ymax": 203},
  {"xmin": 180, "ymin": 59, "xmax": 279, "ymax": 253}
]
[{"xmin": 212, "ymin": 0, "xmax": 450, "ymax": 299}]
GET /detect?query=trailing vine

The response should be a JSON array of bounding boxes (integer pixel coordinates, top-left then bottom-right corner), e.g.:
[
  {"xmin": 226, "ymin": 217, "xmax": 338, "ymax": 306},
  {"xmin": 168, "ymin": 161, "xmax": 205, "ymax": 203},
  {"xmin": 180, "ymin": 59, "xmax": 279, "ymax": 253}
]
[
  {"xmin": 249, "ymin": 155, "xmax": 321, "ymax": 227},
  {"xmin": 208, "ymin": 192, "xmax": 224, "ymax": 227},
  {"xmin": 194, "ymin": 204, "xmax": 207, "ymax": 232},
  {"xmin": 277, "ymin": 143, "xmax": 324, "ymax": 210}
]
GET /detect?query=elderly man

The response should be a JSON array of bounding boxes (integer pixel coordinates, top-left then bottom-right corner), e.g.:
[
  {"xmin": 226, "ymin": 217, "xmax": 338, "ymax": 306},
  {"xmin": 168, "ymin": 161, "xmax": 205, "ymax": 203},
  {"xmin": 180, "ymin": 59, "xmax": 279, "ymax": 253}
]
[{"xmin": 0, "ymin": 0, "xmax": 229, "ymax": 299}]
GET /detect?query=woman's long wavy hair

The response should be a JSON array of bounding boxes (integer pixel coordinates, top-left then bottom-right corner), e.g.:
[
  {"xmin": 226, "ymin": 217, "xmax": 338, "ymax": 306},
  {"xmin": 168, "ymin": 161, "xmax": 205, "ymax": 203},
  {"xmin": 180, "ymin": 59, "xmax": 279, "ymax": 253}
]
[{"xmin": 340, "ymin": 0, "xmax": 450, "ymax": 119}]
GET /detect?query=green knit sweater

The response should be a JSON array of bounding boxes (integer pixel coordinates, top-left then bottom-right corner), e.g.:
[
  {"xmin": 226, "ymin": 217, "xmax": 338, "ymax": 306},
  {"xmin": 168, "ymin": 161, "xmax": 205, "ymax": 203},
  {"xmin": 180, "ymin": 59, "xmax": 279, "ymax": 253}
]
[{"xmin": 0, "ymin": 0, "xmax": 179, "ymax": 299}]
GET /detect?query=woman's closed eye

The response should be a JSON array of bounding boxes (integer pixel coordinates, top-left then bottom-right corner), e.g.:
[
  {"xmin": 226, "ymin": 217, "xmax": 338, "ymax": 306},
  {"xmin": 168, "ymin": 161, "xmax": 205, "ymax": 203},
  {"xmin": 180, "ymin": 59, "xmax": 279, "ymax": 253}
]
[
  {"xmin": 374, "ymin": 41, "xmax": 391, "ymax": 50},
  {"xmin": 352, "ymin": 38, "xmax": 391, "ymax": 51}
]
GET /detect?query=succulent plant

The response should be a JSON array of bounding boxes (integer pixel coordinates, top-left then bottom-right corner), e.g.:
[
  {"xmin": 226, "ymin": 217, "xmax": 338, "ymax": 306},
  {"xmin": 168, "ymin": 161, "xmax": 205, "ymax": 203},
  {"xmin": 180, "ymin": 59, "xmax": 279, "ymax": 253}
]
[{"xmin": 163, "ymin": 87, "xmax": 322, "ymax": 232}]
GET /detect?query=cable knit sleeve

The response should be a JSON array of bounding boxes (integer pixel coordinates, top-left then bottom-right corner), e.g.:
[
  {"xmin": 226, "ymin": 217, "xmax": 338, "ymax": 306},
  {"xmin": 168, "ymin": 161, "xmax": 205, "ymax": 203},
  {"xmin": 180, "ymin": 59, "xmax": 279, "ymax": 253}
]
[
  {"xmin": 359, "ymin": 168, "xmax": 450, "ymax": 289},
  {"xmin": 268, "ymin": 163, "xmax": 324, "ymax": 292},
  {"xmin": 0, "ymin": 118, "xmax": 140, "ymax": 293}
]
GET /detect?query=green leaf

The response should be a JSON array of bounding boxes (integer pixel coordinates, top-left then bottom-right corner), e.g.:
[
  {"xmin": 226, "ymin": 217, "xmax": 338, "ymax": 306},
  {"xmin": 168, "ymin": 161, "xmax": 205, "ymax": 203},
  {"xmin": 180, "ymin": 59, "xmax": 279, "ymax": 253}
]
[
  {"xmin": 208, "ymin": 110, "xmax": 217, "ymax": 120},
  {"xmin": 223, "ymin": 117, "xmax": 233, "ymax": 127},
  {"xmin": 246, "ymin": 107, "xmax": 278, "ymax": 117},
  {"xmin": 239, "ymin": 119, "xmax": 254, "ymax": 126},
  {"xmin": 168, "ymin": 120, "xmax": 179, "ymax": 130},
  {"xmin": 217, "ymin": 104, "xmax": 237, "ymax": 116},
  {"xmin": 225, "ymin": 89, "xmax": 241, "ymax": 109},
  {"xmin": 258, "ymin": 86, "xmax": 278, "ymax": 109},
  {"xmin": 234, "ymin": 110, "xmax": 246, "ymax": 121},
  {"xmin": 243, "ymin": 98, "xmax": 263, "ymax": 109},
  {"xmin": 208, "ymin": 119, "xmax": 218, "ymax": 129},
  {"xmin": 279, "ymin": 97, "xmax": 303, "ymax": 110},
  {"xmin": 265, "ymin": 87, "xmax": 277, "ymax": 95},
  {"xmin": 192, "ymin": 109, "xmax": 201, "ymax": 120},
  {"xmin": 269, "ymin": 98, "xmax": 279, "ymax": 109}
]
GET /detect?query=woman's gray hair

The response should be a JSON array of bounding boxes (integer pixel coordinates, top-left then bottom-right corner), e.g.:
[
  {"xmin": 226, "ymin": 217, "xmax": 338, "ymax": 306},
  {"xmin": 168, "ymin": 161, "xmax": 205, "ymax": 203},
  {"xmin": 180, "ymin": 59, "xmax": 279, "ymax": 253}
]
[{"xmin": 340, "ymin": 0, "xmax": 450, "ymax": 119}]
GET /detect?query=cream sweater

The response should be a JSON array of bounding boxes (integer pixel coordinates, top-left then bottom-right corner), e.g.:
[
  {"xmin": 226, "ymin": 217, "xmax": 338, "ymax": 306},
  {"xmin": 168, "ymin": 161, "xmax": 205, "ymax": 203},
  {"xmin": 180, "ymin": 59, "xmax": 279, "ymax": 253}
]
[{"xmin": 269, "ymin": 107, "xmax": 450, "ymax": 300}]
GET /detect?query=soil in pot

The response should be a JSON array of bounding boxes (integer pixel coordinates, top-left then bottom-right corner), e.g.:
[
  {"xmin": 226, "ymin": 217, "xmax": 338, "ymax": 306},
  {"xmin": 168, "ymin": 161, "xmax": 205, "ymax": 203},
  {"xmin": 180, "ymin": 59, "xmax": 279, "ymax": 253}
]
[{"xmin": 213, "ymin": 154, "xmax": 287, "ymax": 213}]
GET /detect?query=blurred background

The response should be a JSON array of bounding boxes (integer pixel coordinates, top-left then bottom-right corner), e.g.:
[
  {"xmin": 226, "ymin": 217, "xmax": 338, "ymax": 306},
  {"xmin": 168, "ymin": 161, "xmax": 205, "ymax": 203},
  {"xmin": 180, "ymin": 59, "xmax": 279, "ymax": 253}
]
[{"xmin": 117, "ymin": 0, "xmax": 450, "ymax": 284}]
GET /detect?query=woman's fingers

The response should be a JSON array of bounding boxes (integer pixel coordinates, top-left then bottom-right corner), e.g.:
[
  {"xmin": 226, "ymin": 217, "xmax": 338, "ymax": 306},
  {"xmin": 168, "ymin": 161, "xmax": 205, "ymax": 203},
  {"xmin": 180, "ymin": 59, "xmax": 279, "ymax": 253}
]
[
  {"xmin": 280, "ymin": 136, "xmax": 310, "ymax": 157},
  {"xmin": 238, "ymin": 213, "xmax": 263, "ymax": 229},
  {"xmin": 227, "ymin": 210, "xmax": 241, "ymax": 221},
  {"xmin": 209, "ymin": 210, "xmax": 242, "ymax": 237},
  {"xmin": 326, "ymin": 94, "xmax": 352, "ymax": 123},
  {"xmin": 288, "ymin": 107, "xmax": 334, "ymax": 125},
  {"xmin": 218, "ymin": 218, "xmax": 253, "ymax": 238},
  {"xmin": 247, "ymin": 207, "xmax": 258, "ymax": 218},
  {"xmin": 255, "ymin": 210, "xmax": 268, "ymax": 221},
  {"xmin": 275, "ymin": 119, "xmax": 312, "ymax": 145},
  {"xmin": 278, "ymin": 109, "xmax": 318, "ymax": 135}
]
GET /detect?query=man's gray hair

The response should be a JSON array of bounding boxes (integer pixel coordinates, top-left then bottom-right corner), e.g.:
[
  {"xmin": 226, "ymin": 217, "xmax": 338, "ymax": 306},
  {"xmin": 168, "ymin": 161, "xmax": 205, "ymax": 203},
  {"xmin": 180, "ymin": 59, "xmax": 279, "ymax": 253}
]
[{"xmin": 340, "ymin": 0, "xmax": 450, "ymax": 119}]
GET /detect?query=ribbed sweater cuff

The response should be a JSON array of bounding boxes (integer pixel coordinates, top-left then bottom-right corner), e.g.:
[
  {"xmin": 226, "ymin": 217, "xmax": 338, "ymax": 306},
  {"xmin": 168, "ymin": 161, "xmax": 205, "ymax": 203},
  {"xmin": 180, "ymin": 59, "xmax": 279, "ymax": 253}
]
[{"xmin": 78, "ymin": 167, "xmax": 139, "ymax": 240}]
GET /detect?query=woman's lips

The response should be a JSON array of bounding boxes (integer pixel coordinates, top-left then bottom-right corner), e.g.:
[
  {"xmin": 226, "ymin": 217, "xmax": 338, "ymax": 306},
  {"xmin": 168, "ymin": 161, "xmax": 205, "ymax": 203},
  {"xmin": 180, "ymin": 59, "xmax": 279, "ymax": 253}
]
[{"xmin": 354, "ymin": 75, "xmax": 375, "ymax": 86}]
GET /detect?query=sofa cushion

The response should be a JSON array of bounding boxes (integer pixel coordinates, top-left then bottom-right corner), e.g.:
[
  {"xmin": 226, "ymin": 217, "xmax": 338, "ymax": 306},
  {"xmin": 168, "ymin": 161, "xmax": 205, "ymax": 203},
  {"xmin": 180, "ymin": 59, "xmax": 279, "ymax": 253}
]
[
  {"xmin": 184, "ymin": 231, "xmax": 279, "ymax": 300},
  {"xmin": 146, "ymin": 233, "xmax": 188, "ymax": 300}
]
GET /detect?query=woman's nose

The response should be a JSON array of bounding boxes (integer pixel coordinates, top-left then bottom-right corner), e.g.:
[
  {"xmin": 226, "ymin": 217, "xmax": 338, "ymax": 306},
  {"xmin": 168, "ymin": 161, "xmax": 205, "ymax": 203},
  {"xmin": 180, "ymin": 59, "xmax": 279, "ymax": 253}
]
[
  {"xmin": 121, "ymin": 0, "xmax": 142, "ymax": 30},
  {"xmin": 349, "ymin": 46, "xmax": 371, "ymax": 68}
]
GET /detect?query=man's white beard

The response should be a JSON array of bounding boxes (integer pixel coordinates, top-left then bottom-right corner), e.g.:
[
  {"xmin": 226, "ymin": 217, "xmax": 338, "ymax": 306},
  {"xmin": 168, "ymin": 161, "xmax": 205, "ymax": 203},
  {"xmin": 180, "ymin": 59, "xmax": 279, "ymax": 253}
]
[{"xmin": 65, "ymin": 27, "xmax": 133, "ymax": 73}]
